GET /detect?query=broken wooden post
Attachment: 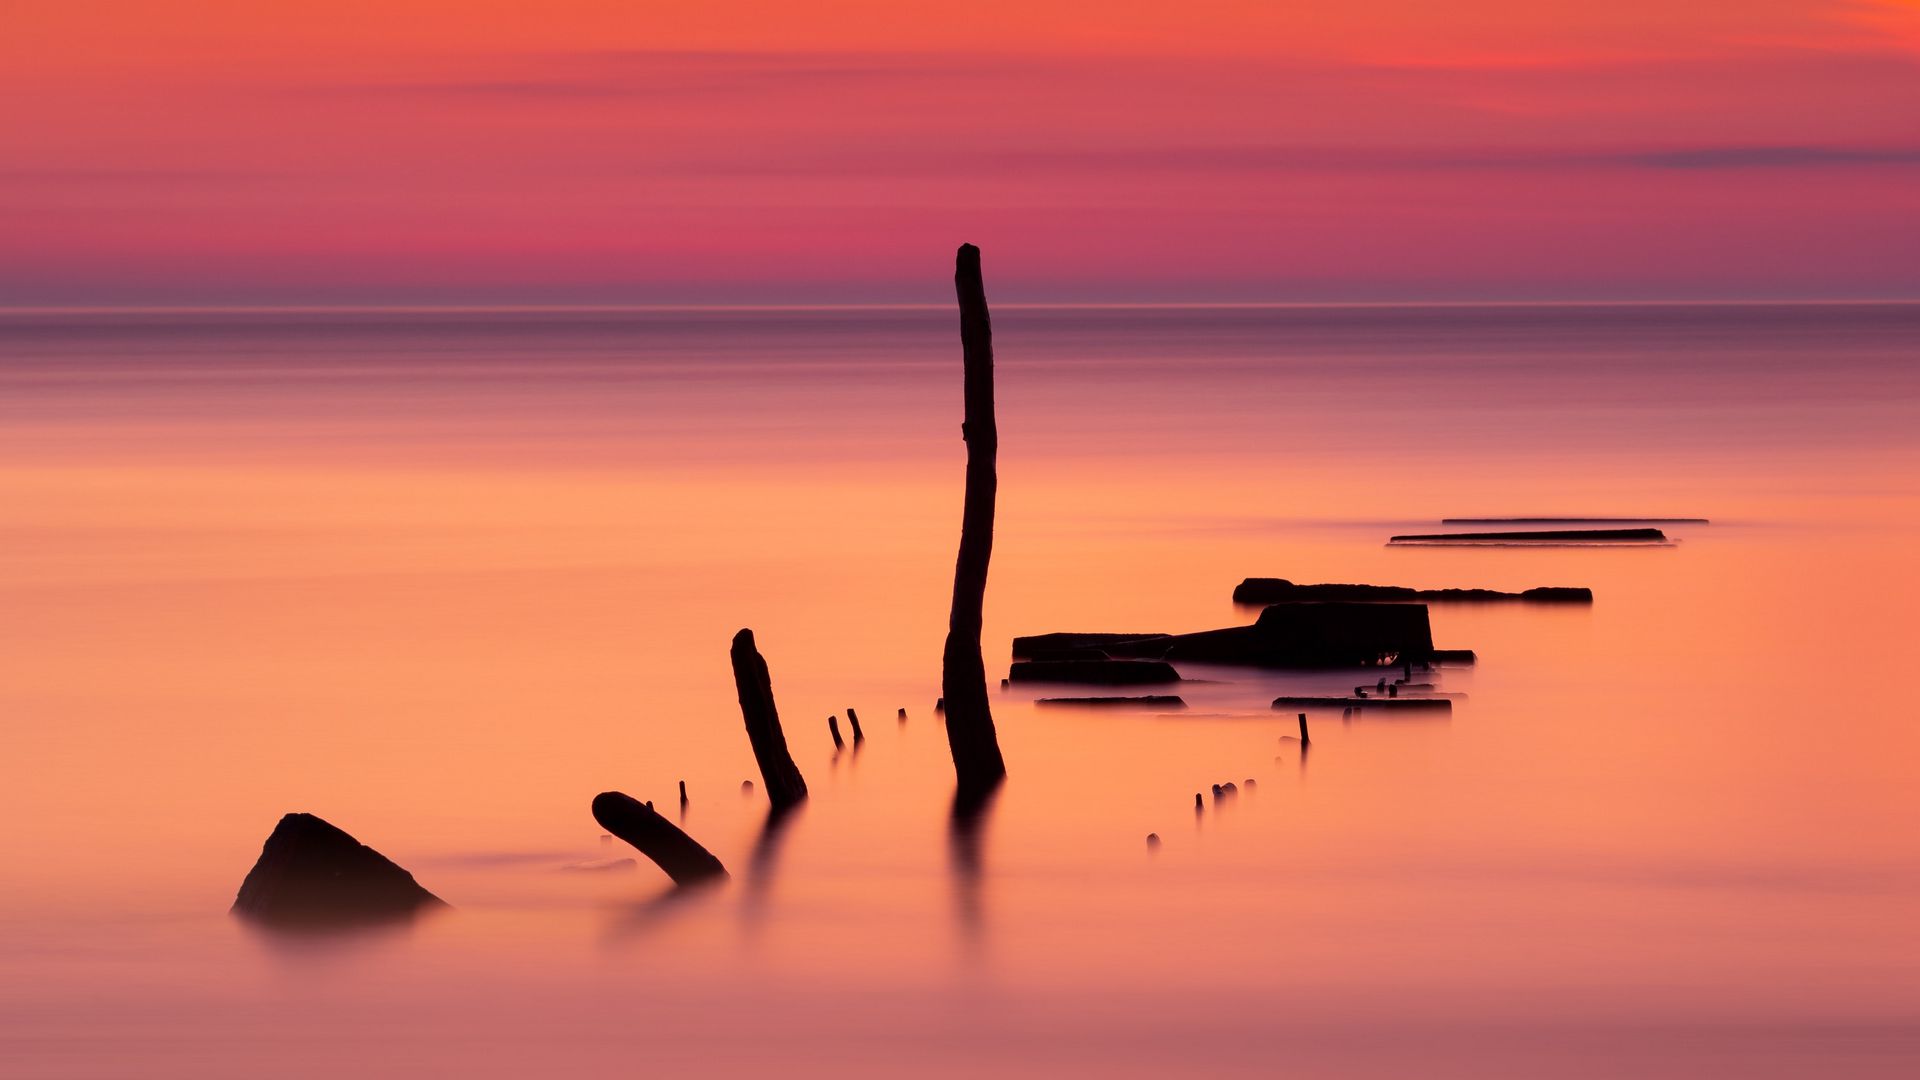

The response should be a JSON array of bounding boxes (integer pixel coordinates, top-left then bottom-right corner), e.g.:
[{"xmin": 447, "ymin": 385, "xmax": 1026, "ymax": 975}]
[
  {"xmin": 941, "ymin": 243, "xmax": 1009, "ymax": 795},
  {"xmin": 847, "ymin": 708, "xmax": 865, "ymax": 744},
  {"xmin": 730, "ymin": 628, "xmax": 808, "ymax": 810},
  {"xmin": 591, "ymin": 792, "xmax": 727, "ymax": 886},
  {"xmin": 897, "ymin": 707, "xmax": 908, "ymax": 723},
  {"xmin": 1298, "ymin": 712, "xmax": 1311, "ymax": 745},
  {"xmin": 678, "ymin": 780, "xmax": 689, "ymax": 808},
  {"xmin": 828, "ymin": 715, "xmax": 845, "ymax": 750}
]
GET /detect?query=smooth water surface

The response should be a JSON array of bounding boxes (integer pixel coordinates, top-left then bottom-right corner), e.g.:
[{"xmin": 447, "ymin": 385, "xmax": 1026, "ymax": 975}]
[{"xmin": 2, "ymin": 304, "xmax": 1918, "ymax": 1076}]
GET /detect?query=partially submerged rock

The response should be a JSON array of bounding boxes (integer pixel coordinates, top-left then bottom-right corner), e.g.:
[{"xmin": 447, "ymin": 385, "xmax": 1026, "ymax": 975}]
[
  {"xmin": 1233, "ymin": 578, "xmax": 1592, "ymax": 604},
  {"xmin": 232, "ymin": 813, "xmax": 446, "ymax": 927},
  {"xmin": 1008, "ymin": 659, "xmax": 1182, "ymax": 685}
]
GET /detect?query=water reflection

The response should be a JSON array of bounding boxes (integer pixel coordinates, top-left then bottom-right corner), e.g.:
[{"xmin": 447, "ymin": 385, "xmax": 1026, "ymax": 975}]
[
  {"xmin": 741, "ymin": 803, "xmax": 804, "ymax": 932},
  {"xmin": 948, "ymin": 785, "xmax": 1000, "ymax": 952}
]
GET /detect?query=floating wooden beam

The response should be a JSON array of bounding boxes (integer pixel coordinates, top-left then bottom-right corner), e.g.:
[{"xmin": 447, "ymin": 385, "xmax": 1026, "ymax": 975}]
[{"xmin": 592, "ymin": 791, "xmax": 727, "ymax": 886}]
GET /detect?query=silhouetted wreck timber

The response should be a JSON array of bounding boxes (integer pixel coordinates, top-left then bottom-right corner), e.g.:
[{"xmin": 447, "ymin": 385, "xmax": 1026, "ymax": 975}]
[
  {"xmin": 1429, "ymin": 649, "xmax": 1477, "ymax": 665},
  {"xmin": 941, "ymin": 242, "xmax": 1009, "ymax": 795},
  {"xmin": 1034, "ymin": 695, "xmax": 1188, "ymax": 709},
  {"xmin": 1125, "ymin": 603, "xmax": 1435, "ymax": 667},
  {"xmin": 592, "ymin": 792, "xmax": 728, "ymax": 887},
  {"xmin": 1389, "ymin": 528, "xmax": 1666, "ymax": 543},
  {"xmin": 1013, "ymin": 604, "xmax": 1453, "ymax": 669},
  {"xmin": 1012, "ymin": 632, "xmax": 1171, "ymax": 661},
  {"xmin": 1273, "ymin": 696, "xmax": 1453, "ymax": 714},
  {"xmin": 1233, "ymin": 578, "xmax": 1592, "ymax": 604},
  {"xmin": 1442, "ymin": 517, "xmax": 1706, "ymax": 524},
  {"xmin": 232, "ymin": 813, "xmax": 446, "ymax": 927},
  {"xmin": 1008, "ymin": 659, "xmax": 1182, "ymax": 685},
  {"xmin": 730, "ymin": 628, "xmax": 808, "ymax": 810}
]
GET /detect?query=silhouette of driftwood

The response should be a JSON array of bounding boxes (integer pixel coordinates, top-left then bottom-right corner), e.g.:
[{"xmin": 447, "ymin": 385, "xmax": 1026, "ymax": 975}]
[
  {"xmin": 828, "ymin": 715, "xmax": 845, "ymax": 751},
  {"xmin": 232, "ymin": 812, "xmax": 445, "ymax": 928},
  {"xmin": 847, "ymin": 708, "xmax": 865, "ymax": 744},
  {"xmin": 941, "ymin": 243, "xmax": 1008, "ymax": 795},
  {"xmin": 730, "ymin": 628, "xmax": 808, "ymax": 810},
  {"xmin": 591, "ymin": 792, "xmax": 728, "ymax": 886},
  {"xmin": 1234, "ymin": 578, "xmax": 1592, "ymax": 604}
]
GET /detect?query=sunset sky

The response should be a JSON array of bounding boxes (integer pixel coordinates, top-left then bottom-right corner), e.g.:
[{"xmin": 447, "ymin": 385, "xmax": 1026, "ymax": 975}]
[{"xmin": 6, "ymin": 1, "xmax": 1920, "ymax": 304}]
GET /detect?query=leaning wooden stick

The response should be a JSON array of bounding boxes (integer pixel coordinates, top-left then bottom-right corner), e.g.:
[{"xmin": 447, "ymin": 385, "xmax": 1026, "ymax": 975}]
[
  {"xmin": 730, "ymin": 628, "xmax": 808, "ymax": 809},
  {"xmin": 592, "ymin": 792, "xmax": 727, "ymax": 886},
  {"xmin": 941, "ymin": 243, "xmax": 1009, "ymax": 794}
]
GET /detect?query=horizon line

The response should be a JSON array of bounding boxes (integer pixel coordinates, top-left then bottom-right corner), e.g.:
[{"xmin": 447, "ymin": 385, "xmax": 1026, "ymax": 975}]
[{"xmin": 5, "ymin": 297, "xmax": 1920, "ymax": 316}]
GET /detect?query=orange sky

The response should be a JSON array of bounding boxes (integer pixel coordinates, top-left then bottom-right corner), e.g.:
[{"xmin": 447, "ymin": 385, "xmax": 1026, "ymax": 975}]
[{"xmin": 5, "ymin": 1, "xmax": 1920, "ymax": 303}]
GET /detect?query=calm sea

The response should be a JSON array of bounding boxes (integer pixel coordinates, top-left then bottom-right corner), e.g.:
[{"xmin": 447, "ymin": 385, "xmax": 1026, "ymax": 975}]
[{"xmin": 2, "ymin": 303, "xmax": 1918, "ymax": 1076}]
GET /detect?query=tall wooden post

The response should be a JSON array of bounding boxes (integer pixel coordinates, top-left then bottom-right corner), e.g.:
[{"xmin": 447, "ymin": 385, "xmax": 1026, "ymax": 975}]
[
  {"xmin": 942, "ymin": 243, "xmax": 1009, "ymax": 794},
  {"xmin": 731, "ymin": 629, "xmax": 808, "ymax": 810}
]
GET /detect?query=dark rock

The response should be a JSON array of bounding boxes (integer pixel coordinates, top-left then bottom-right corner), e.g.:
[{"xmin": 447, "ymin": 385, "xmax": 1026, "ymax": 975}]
[
  {"xmin": 1008, "ymin": 659, "xmax": 1182, "ymax": 685},
  {"xmin": 231, "ymin": 813, "xmax": 446, "ymax": 927},
  {"xmin": 1233, "ymin": 578, "xmax": 1592, "ymax": 604}
]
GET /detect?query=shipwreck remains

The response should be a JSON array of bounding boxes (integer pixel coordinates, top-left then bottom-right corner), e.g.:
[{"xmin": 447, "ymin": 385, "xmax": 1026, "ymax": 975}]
[
  {"xmin": 1034, "ymin": 695, "xmax": 1188, "ymax": 709},
  {"xmin": 941, "ymin": 243, "xmax": 1009, "ymax": 795},
  {"xmin": 1442, "ymin": 517, "xmax": 1706, "ymax": 524},
  {"xmin": 1233, "ymin": 578, "xmax": 1591, "ymax": 604},
  {"xmin": 1273, "ymin": 695, "xmax": 1453, "ymax": 714},
  {"xmin": 232, "ymin": 812, "xmax": 446, "ymax": 927},
  {"xmin": 592, "ymin": 791, "xmax": 728, "ymax": 886},
  {"xmin": 1008, "ymin": 658, "xmax": 1182, "ymax": 684},
  {"xmin": 730, "ymin": 628, "xmax": 808, "ymax": 810},
  {"xmin": 1390, "ymin": 527, "xmax": 1667, "ymax": 544},
  {"xmin": 1016, "ymin": 603, "xmax": 1444, "ymax": 670}
]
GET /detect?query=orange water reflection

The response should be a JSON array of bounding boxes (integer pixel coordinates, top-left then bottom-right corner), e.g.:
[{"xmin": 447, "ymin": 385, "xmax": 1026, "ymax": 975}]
[{"xmin": 1, "ymin": 306, "xmax": 1917, "ymax": 1076}]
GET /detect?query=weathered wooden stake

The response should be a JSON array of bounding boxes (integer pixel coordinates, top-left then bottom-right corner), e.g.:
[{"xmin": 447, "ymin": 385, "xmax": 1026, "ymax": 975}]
[
  {"xmin": 941, "ymin": 243, "xmax": 1009, "ymax": 795},
  {"xmin": 1298, "ymin": 712, "xmax": 1311, "ymax": 744},
  {"xmin": 730, "ymin": 628, "xmax": 808, "ymax": 810},
  {"xmin": 847, "ymin": 708, "xmax": 865, "ymax": 743},
  {"xmin": 828, "ymin": 715, "xmax": 845, "ymax": 750},
  {"xmin": 591, "ymin": 791, "xmax": 727, "ymax": 886}
]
